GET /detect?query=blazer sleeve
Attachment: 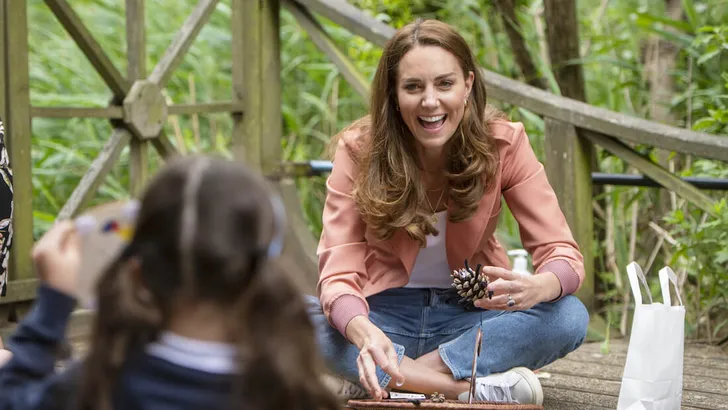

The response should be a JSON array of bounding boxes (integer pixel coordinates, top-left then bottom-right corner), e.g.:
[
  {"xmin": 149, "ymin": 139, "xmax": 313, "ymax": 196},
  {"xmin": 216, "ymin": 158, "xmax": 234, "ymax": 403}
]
[
  {"xmin": 500, "ymin": 123, "xmax": 585, "ymax": 298},
  {"xmin": 316, "ymin": 132, "xmax": 371, "ymax": 337}
]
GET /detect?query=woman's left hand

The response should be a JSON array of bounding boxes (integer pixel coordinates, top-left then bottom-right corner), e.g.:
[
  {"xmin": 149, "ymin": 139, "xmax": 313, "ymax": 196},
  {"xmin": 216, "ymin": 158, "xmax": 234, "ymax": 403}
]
[{"xmin": 473, "ymin": 267, "xmax": 561, "ymax": 311}]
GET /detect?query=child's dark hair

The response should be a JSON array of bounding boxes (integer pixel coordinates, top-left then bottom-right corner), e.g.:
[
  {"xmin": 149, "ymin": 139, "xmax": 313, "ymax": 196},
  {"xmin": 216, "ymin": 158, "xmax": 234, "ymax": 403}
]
[{"xmin": 77, "ymin": 155, "xmax": 338, "ymax": 410}]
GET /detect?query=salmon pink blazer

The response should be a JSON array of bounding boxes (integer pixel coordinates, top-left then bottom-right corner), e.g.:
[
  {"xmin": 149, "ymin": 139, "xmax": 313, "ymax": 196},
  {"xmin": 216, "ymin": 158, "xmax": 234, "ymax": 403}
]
[{"xmin": 317, "ymin": 120, "xmax": 585, "ymax": 336}]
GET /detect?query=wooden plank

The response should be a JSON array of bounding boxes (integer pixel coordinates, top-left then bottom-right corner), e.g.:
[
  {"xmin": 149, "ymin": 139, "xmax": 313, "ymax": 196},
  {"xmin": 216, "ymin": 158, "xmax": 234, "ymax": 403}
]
[
  {"xmin": 0, "ymin": 279, "xmax": 38, "ymax": 305},
  {"xmin": 293, "ymin": 0, "xmax": 394, "ymax": 48},
  {"xmin": 579, "ymin": 339, "xmax": 728, "ymax": 360},
  {"xmin": 540, "ymin": 370, "xmax": 726, "ymax": 409},
  {"xmin": 168, "ymin": 101, "xmax": 243, "ymax": 115},
  {"xmin": 57, "ymin": 129, "xmax": 132, "ymax": 220},
  {"xmin": 484, "ymin": 70, "xmax": 728, "ymax": 162},
  {"xmin": 5, "ymin": 0, "xmax": 33, "ymax": 281},
  {"xmin": 291, "ymin": 1, "xmax": 728, "ymax": 162},
  {"xmin": 543, "ymin": 388, "xmax": 704, "ymax": 410},
  {"xmin": 126, "ymin": 0, "xmax": 146, "ymax": 81},
  {"xmin": 561, "ymin": 350, "xmax": 728, "ymax": 382},
  {"xmin": 0, "ymin": 0, "xmax": 6, "ymax": 123},
  {"xmin": 544, "ymin": 118, "xmax": 595, "ymax": 313},
  {"xmin": 238, "ymin": 0, "xmax": 282, "ymax": 174},
  {"xmin": 278, "ymin": 180, "xmax": 319, "ymax": 295},
  {"xmin": 148, "ymin": 0, "xmax": 219, "ymax": 88},
  {"xmin": 150, "ymin": 131, "xmax": 179, "ymax": 159},
  {"xmin": 230, "ymin": 0, "xmax": 244, "ymax": 163},
  {"xmin": 126, "ymin": 0, "xmax": 148, "ymax": 198},
  {"xmin": 581, "ymin": 129, "xmax": 717, "ymax": 215},
  {"xmin": 129, "ymin": 140, "xmax": 148, "ymax": 198},
  {"xmin": 0, "ymin": 309, "xmax": 93, "ymax": 344},
  {"xmin": 30, "ymin": 106, "xmax": 124, "ymax": 119},
  {"xmin": 44, "ymin": 0, "xmax": 129, "ymax": 99},
  {"xmin": 284, "ymin": 0, "xmax": 370, "ymax": 100}
]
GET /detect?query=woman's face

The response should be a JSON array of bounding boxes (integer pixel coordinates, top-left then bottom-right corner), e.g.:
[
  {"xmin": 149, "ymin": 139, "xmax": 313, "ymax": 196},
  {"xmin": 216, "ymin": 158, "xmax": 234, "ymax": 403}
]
[{"xmin": 396, "ymin": 45, "xmax": 474, "ymax": 151}]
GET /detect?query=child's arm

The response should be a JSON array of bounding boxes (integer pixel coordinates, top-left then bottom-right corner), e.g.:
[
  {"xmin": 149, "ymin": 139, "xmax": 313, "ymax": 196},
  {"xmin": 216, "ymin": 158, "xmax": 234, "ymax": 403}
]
[
  {"xmin": 0, "ymin": 221, "xmax": 82, "ymax": 409},
  {"xmin": 0, "ymin": 284, "xmax": 81, "ymax": 409}
]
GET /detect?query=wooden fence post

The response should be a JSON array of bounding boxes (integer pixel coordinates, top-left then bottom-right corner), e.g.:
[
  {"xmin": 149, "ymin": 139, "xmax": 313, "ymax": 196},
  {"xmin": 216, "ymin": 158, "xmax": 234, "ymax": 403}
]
[
  {"xmin": 233, "ymin": 0, "xmax": 281, "ymax": 174},
  {"xmin": 544, "ymin": 118, "xmax": 595, "ymax": 314},
  {"xmin": 4, "ymin": 0, "xmax": 33, "ymax": 284}
]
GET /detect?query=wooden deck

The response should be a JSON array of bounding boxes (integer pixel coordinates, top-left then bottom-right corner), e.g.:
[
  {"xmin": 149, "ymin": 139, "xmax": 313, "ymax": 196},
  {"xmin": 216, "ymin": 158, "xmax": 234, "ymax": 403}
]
[{"xmin": 2, "ymin": 314, "xmax": 727, "ymax": 409}]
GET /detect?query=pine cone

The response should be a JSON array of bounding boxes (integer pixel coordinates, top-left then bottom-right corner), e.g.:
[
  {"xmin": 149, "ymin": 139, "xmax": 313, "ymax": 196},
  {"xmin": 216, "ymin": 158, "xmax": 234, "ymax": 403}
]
[{"xmin": 450, "ymin": 259, "xmax": 493, "ymax": 305}]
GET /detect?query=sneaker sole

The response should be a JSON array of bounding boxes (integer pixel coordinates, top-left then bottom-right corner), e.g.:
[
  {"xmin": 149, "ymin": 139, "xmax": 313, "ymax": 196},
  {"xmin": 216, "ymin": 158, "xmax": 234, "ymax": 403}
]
[{"xmin": 511, "ymin": 367, "xmax": 544, "ymax": 405}]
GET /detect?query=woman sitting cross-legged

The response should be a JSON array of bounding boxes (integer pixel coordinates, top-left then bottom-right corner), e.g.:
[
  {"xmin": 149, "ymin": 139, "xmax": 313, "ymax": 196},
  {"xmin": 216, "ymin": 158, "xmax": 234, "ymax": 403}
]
[{"xmin": 307, "ymin": 18, "xmax": 589, "ymax": 405}]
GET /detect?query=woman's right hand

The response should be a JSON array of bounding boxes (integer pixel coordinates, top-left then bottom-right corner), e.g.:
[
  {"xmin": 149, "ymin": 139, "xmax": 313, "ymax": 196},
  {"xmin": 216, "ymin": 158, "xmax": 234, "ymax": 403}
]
[{"xmin": 345, "ymin": 316, "xmax": 405, "ymax": 400}]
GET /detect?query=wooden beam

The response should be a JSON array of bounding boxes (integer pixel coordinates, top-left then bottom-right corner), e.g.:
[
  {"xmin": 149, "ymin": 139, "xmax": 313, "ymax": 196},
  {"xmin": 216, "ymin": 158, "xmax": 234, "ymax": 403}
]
[
  {"xmin": 484, "ymin": 70, "xmax": 728, "ymax": 162},
  {"xmin": 293, "ymin": 0, "xmax": 394, "ymax": 48},
  {"xmin": 581, "ymin": 129, "xmax": 717, "ymax": 215},
  {"xmin": 231, "ymin": 0, "xmax": 244, "ymax": 164},
  {"xmin": 168, "ymin": 101, "xmax": 243, "ymax": 115},
  {"xmin": 150, "ymin": 131, "xmax": 179, "ymax": 159},
  {"xmin": 148, "ymin": 0, "xmax": 219, "ymax": 88},
  {"xmin": 284, "ymin": 0, "xmax": 370, "ymax": 100},
  {"xmin": 127, "ymin": 0, "xmax": 148, "ymax": 198},
  {"xmin": 236, "ymin": 0, "xmax": 282, "ymax": 174},
  {"xmin": 0, "ymin": 279, "xmax": 38, "ymax": 304},
  {"xmin": 58, "ymin": 129, "xmax": 132, "ymax": 220},
  {"xmin": 544, "ymin": 119, "xmax": 595, "ymax": 313},
  {"xmin": 30, "ymin": 106, "xmax": 124, "ymax": 119},
  {"xmin": 44, "ymin": 0, "xmax": 129, "ymax": 100},
  {"xmin": 0, "ymin": 0, "xmax": 5, "ymax": 124},
  {"xmin": 5, "ymin": 0, "xmax": 34, "ymax": 281},
  {"xmin": 289, "ymin": 2, "xmax": 728, "ymax": 162}
]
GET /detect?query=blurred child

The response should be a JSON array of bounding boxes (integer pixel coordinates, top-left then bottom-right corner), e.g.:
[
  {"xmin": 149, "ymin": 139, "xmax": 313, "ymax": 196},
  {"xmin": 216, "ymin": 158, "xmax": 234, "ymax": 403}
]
[{"xmin": 0, "ymin": 155, "xmax": 339, "ymax": 410}]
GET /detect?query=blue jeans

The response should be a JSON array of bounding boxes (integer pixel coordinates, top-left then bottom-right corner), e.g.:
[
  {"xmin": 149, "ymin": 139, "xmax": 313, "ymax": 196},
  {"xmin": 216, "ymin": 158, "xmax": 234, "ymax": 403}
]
[{"xmin": 306, "ymin": 287, "xmax": 588, "ymax": 389}]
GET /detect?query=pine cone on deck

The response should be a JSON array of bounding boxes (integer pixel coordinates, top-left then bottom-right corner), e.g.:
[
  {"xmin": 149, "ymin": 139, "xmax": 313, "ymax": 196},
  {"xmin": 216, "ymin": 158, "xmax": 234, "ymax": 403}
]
[{"xmin": 450, "ymin": 259, "xmax": 493, "ymax": 305}]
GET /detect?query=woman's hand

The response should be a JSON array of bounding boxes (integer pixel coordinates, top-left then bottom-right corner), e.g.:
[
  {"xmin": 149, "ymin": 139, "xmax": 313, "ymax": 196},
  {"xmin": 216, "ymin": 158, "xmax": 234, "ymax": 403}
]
[
  {"xmin": 474, "ymin": 267, "xmax": 561, "ymax": 311},
  {"xmin": 31, "ymin": 221, "xmax": 81, "ymax": 298},
  {"xmin": 345, "ymin": 316, "xmax": 405, "ymax": 400}
]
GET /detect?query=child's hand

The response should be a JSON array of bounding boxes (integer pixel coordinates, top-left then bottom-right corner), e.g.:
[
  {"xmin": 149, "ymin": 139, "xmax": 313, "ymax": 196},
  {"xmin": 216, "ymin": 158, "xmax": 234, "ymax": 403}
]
[
  {"xmin": 31, "ymin": 221, "xmax": 81, "ymax": 298},
  {"xmin": 0, "ymin": 336, "xmax": 11, "ymax": 367}
]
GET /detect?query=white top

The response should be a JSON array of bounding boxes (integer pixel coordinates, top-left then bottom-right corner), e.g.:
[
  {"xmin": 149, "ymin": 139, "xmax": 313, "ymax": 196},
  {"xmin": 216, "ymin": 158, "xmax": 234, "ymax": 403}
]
[
  {"xmin": 404, "ymin": 210, "xmax": 451, "ymax": 289},
  {"xmin": 146, "ymin": 331, "xmax": 238, "ymax": 374}
]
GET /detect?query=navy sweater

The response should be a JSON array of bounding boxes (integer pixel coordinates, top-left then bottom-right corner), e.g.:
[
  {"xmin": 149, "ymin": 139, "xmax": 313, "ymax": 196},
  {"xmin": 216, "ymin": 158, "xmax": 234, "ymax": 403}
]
[{"xmin": 0, "ymin": 285, "xmax": 236, "ymax": 410}]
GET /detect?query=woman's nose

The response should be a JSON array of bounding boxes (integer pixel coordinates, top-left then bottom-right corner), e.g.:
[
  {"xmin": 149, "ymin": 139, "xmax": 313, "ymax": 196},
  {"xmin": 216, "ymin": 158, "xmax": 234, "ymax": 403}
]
[{"xmin": 421, "ymin": 88, "xmax": 440, "ymax": 108}]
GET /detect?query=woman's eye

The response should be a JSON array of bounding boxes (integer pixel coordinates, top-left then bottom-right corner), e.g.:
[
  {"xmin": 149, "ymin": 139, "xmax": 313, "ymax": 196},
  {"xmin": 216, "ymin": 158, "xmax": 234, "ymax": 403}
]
[
  {"xmin": 404, "ymin": 83, "xmax": 419, "ymax": 91},
  {"xmin": 440, "ymin": 80, "xmax": 453, "ymax": 88}
]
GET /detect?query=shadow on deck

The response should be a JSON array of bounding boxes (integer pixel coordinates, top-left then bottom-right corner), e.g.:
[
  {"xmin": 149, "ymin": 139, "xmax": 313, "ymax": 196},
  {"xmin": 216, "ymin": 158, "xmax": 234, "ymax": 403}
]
[{"xmin": 2, "ymin": 314, "xmax": 726, "ymax": 409}]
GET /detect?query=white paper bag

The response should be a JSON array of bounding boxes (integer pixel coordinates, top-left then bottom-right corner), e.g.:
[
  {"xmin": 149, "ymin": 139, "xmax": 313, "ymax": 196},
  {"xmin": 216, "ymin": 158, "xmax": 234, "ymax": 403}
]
[{"xmin": 617, "ymin": 262, "xmax": 685, "ymax": 410}]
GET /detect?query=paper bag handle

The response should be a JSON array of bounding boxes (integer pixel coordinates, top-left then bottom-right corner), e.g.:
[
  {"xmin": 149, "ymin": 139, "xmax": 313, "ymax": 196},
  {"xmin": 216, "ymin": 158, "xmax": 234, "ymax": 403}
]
[
  {"xmin": 626, "ymin": 261, "xmax": 653, "ymax": 305},
  {"xmin": 658, "ymin": 266, "xmax": 684, "ymax": 306}
]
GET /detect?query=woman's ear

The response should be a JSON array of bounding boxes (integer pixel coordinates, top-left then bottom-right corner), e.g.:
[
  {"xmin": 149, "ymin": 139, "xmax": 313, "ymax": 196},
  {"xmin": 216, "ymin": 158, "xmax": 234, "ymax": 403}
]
[{"xmin": 465, "ymin": 70, "xmax": 475, "ymax": 98}]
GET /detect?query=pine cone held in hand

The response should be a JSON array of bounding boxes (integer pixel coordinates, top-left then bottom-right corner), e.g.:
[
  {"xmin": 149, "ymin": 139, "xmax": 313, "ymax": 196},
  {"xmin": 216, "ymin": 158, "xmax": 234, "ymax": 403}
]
[{"xmin": 450, "ymin": 259, "xmax": 493, "ymax": 305}]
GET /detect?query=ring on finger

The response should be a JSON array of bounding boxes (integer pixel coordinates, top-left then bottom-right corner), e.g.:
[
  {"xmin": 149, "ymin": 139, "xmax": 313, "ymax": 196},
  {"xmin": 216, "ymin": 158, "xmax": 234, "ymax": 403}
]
[{"xmin": 507, "ymin": 293, "xmax": 516, "ymax": 307}]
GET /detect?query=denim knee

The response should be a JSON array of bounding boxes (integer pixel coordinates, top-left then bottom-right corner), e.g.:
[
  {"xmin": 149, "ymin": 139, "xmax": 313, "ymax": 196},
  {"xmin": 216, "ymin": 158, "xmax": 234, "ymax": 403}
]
[{"xmin": 550, "ymin": 295, "xmax": 589, "ymax": 349}]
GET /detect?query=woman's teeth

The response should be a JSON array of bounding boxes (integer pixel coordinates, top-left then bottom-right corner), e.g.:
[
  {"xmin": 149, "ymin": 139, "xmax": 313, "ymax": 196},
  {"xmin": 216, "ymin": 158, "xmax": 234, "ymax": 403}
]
[
  {"xmin": 418, "ymin": 114, "xmax": 447, "ymax": 129},
  {"xmin": 419, "ymin": 115, "xmax": 446, "ymax": 122}
]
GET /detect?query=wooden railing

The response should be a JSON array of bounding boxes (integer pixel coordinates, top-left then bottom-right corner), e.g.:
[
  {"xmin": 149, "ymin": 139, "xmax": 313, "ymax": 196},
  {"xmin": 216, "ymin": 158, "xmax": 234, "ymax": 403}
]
[{"xmin": 1, "ymin": 0, "xmax": 726, "ymax": 321}]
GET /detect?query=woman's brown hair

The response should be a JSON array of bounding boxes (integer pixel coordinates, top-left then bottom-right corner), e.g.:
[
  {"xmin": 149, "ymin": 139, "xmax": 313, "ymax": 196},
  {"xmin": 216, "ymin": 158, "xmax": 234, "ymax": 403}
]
[
  {"xmin": 331, "ymin": 19, "xmax": 504, "ymax": 246},
  {"xmin": 76, "ymin": 155, "xmax": 339, "ymax": 410}
]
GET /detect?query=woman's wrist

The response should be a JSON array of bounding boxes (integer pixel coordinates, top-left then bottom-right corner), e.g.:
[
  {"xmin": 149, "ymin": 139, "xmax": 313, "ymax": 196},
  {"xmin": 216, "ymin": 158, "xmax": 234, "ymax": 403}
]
[
  {"xmin": 534, "ymin": 272, "xmax": 562, "ymax": 302},
  {"xmin": 345, "ymin": 315, "xmax": 375, "ymax": 348}
]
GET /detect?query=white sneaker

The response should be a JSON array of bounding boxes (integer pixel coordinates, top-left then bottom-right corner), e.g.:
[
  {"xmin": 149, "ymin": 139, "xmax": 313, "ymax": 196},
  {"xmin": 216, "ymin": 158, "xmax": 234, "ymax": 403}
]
[
  {"xmin": 457, "ymin": 367, "xmax": 543, "ymax": 405},
  {"xmin": 321, "ymin": 373, "xmax": 369, "ymax": 401}
]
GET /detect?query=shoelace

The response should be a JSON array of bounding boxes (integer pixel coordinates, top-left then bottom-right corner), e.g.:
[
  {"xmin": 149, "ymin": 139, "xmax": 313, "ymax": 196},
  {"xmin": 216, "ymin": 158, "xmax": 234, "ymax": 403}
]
[{"xmin": 476, "ymin": 381, "xmax": 515, "ymax": 403}]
